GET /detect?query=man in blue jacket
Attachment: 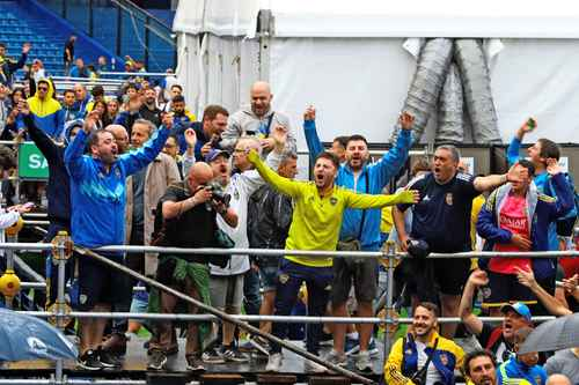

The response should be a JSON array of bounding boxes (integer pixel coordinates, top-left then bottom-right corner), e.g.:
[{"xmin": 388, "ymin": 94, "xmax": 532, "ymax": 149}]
[
  {"xmin": 497, "ymin": 327, "xmax": 547, "ymax": 385},
  {"xmin": 477, "ymin": 159, "xmax": 573, "ymax": 313},
  {"xmin": 65, "ymin": 110, "xmax": 171, "ymax": 370},
  {"xmin": 506, "ymin": 119, "xmax": 576, "ymax": 250},
  {"xmin": 303, "ymin": 106, "xmax": 414, "ymax": 371}
]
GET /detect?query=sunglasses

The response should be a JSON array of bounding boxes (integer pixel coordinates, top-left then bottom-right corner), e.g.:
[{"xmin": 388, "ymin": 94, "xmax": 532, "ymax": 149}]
[{"xmin": 38, "ymin": 87, "xmax": 48, "ymax": 91}]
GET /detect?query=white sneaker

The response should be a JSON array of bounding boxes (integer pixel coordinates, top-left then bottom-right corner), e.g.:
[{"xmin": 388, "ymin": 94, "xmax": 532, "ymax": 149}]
[
  {"xmin": 266, "ymin": 353, "xmax": 283, "ymax": 372},
  {"xmin": 355, "ymin": 351, "xmax": 373, "ymax": 372},
  {"xmin": 304, "ymin": 358, "xmax": 327, "ymax": 373}
]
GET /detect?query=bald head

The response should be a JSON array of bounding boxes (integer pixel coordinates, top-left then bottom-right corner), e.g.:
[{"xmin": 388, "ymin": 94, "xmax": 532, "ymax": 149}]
[
  {"xmin": 250, "ymin": 81, "xmax": 272, "ymax": 117},
  {"xmin": 546, "ymin": 375, "xmax": 572, "ymax": 385},
  {"xmin": 105, "ymin": 124, "xmax": 129, "ymax": 154},
  {"xmin": 188, "ymin": 162, "xmax": 214, "ymax": 192}
]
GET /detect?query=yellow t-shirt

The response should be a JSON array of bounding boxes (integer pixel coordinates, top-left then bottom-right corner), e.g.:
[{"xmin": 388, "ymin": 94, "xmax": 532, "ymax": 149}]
[
  {"xmin": 249, "ymin": 150, "xmax": 415, "ymax": 267},
  {"xmin": 381, "ymin": 206, "xmax": 394, "ymax": 234}
]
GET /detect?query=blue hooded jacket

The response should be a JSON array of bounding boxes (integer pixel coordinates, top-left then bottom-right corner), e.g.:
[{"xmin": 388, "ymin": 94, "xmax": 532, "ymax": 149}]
[
  {"xmin": 497, "ymin": 356, "xmax": 547, "ymax": 385},
  {"xmin": 477, "ymin": 172, "xmax": 574, "ymax": 280},
  {"xmin": 65, "ymin": 126, "xmax": 169, "ymax": 248},
  {"xmin": 304, "ymin": 120, "xmax": 412, "ymax": 250}
]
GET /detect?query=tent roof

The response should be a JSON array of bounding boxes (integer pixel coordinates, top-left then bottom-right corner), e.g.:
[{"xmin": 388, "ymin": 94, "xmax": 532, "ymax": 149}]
[{"xmin": 174, "ymin": 0, "xmax": 579, "ymax": 38}]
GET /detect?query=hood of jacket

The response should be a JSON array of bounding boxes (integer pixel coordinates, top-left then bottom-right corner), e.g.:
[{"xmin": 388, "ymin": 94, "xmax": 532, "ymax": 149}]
[{"xmin": 27, "ymin": 78, "xmax": 61, "ymax": 117}]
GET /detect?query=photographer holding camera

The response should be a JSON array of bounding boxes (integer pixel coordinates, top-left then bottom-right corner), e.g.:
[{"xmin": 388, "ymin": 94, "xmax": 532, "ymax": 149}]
[
  {"xmin": 147, "ymin": 162, "xmax": 238, "ymax": 371},
  {"xmin": 384, "ymin": 302, "xmax": 464, "ymax": 385},
  {"xmin": 201, "ymin": 127, "xmax": 288, "ymax": 363}
]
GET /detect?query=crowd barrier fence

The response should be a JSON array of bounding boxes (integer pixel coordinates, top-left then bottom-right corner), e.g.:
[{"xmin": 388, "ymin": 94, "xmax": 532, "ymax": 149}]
[{"xmin": 0, "ymin": 238, "xmax": 577, "ymax": 385}]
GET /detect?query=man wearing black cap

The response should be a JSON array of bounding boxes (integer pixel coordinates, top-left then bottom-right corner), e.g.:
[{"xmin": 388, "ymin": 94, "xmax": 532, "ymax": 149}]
[{"xmin": 460, "ymin": 269, "xmax": 534, "ymax": 364}]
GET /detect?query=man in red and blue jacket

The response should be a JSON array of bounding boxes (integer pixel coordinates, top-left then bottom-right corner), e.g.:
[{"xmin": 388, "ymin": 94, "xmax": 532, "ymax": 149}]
[{"xmin": 477, "ymin": 159, "xmax": 574, "ymax": 308}]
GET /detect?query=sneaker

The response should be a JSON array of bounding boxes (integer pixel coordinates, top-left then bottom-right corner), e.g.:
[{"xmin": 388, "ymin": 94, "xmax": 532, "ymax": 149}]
[
  {"xmin": 325, "ymin": 349, "xmax": 347, "ymax": 367},
  {"xmin": 222, "ymin": 347, "xmax": 249, "ymax": 363},
  {"xmin": 202, "ymin": 347, "xmax": 225, "ymax": 364},
  {"xmin": 98, "ymin": 348, "xmax": 122, "ymax": 369},
  {"xmin": 78, "ymin": 349, "xmax": 104, "ymax": 371},
  {"xmin": 186, "ymin": 355, "xmax": 206, "ymax": 372},
  {"xmin": 347, "ymin": 337, "xmax": 379, "ymax": 357},
  {"xmin": 355, "ymin": 351, "xmax": 373, "ymax": 372},
  {"xmin": 265, "ymin": 352, "xmax": 283, "ymax": 372},
  {"xmin": 147, "ymin": 349, "xmax": 168, "ymax": 371},
  {"xmin": 305, "ymin": 358, "xmax": 327, "ymax": 373}
]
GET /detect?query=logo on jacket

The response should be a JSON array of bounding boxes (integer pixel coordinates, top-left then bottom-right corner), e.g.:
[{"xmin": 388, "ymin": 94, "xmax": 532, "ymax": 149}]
[
  {"xmin": 279, "ymin": 274, "xmax": 289, "ymax": 284},
  {"xmin": 445, "ymin": 193, "xmax": 453, "ymax": 206},
  {"xmin": 330, "ymin": 197, "xmax": 338, "ymax": 205},
  {"xmin": 439, "ymin": 352, "xmax": 449, "ymax": 366}
]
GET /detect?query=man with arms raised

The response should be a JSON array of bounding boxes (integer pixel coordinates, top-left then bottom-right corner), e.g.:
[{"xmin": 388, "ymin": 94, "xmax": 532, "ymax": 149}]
[
  {"xmin": 65, "ymin": 111, "xmax": 171, "ymax": 370},
  {"xmin": 247, "ymin": 148, "xmax": 419, "ymax": 372}
]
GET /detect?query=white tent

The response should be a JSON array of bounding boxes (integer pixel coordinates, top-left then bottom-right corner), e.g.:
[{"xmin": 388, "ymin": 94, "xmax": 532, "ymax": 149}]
[{"xmin": 173, "ymin": 0, "xmax": 579, "ymax": 149}]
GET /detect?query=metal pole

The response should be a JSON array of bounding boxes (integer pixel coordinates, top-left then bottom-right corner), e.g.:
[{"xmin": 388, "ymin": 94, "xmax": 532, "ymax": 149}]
[
  {"xmin": 144, "ymin": 15, "xmax": 150, "ymax": 69},
  {"xmin": 53, "ymin": 232, "xmax": 70, "ymax": 385},
  {"xmin": 4, "ymin": 235, "xmax": 16, "ymax": 309},
  {"xmin": 383, "ymin": 241, "xmax": 396, "ymax": 361},
  {"xmin": 77, "ymin": 246, "xmax": 376, "ymax": 385}
]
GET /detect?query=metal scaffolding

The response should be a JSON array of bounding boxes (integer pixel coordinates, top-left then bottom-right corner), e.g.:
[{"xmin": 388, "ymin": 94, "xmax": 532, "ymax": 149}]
[{"xmin": 0, "ymin": 238, "xmax": 577, "ymax": 385}]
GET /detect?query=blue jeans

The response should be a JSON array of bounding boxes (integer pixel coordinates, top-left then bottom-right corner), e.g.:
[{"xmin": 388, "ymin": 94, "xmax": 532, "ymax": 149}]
[{"xmin": 271, "ymin": 259, "xmax": 332, "ymax": 355}]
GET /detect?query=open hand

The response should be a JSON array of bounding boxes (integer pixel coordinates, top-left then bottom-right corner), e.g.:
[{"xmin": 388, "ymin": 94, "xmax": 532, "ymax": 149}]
[
  {"xmin": 546, "ymin": 158, "xmax": 562, "ymax": 175},
  {"xmin": 22, "ymin": 43, "xmax": 32, "ymax": 54},
  {"xmin": 506, "ymin": 163, "xmax": 528, "ymax": 184},
  {"xmin": 515, "ymin": 266, "xmax": 537, "ymax": 289}
]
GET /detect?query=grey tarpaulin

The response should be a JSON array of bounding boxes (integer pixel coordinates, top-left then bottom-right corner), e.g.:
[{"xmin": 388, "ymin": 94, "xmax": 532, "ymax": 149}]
[
  {"xmin": 436, "ymin": 62, "xmax": 464, "ymax": 144},
  {"xmin": 390, "ymin": 38, "xmax": 454, "ymax": 144},
  {"xmin": 454, "ymin": 39, "xmax": 502, "ymax": 144}
]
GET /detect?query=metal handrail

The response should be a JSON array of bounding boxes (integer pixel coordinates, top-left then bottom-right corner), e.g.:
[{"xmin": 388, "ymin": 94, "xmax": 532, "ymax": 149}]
[{"xmin": 2, "ymin": 242, "xmax": 578, "ymax": 259}]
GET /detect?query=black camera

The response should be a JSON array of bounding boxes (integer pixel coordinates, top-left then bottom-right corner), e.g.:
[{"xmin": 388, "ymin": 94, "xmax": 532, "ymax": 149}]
[{"xmin": 206, "ymin": 180, "xmax": 231, "ymax": 207}]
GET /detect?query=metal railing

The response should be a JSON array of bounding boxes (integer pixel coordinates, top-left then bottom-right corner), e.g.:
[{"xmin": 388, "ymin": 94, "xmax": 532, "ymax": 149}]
[{"xmin": 0, "ymin": 238, "xmax": 577, "ymax": 384}]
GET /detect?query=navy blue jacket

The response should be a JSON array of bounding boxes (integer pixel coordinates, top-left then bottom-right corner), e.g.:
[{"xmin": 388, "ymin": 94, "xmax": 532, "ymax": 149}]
[{"xmin": 25, "ymin": 114, "xmax": 70, "ymax": 226}]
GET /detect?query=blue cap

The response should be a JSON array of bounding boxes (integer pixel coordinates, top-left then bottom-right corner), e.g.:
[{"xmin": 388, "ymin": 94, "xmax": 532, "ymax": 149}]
[
  {"xmin": 501, "ymin": 302, "xmax": 532, "ymax": 322},
  {"xmin": 205, "ymin": 148, "xmax": 229, "ymax": 163}
]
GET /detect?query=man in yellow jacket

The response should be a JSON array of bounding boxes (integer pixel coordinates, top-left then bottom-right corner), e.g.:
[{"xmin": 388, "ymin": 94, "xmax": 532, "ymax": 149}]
[
  {"xmin": 385, "ymin": 302, "xmax": 465, "ymax": 385},
  {"xmin": 247, "ymin": 147, "xmax": 419, "ymax": 372}
]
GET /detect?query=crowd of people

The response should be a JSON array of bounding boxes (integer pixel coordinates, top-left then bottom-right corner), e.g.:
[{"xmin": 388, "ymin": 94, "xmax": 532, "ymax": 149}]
[{"xmin": 0, "ymin": 36, "xmax": 578, "ymax": 384}]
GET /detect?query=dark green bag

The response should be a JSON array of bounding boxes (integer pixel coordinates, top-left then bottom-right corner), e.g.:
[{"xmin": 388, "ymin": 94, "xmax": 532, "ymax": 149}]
[{"xmin": 211, "ymin": 229, "xmax": 234, "ymax": 268}]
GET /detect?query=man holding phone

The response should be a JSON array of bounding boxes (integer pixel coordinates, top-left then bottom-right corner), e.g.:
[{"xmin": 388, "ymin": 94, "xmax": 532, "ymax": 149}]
[{"xmin": 191, "ymin": 105, "xmax": 229, "ymax": 160}]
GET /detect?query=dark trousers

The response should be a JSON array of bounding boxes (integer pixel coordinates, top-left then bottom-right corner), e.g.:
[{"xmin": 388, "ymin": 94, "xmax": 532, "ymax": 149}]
[
  {"xmin": 243, "ymin": 266, "xmax": 262, "ymax": 329},
  {"xmin": 270, "ymin": 259, "xmax": 332, "ymax": 355}
]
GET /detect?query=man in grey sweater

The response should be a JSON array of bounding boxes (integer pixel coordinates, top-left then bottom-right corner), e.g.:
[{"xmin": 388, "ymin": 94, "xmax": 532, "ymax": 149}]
[{"xmin": 220, "ymin": 81, "xmax": 296, "ymax": 154}]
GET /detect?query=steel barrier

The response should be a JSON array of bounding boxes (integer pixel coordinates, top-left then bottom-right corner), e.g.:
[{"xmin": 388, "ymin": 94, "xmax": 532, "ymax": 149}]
[{"xmin": 0, "ymin": 239, "xmax": 577, "ymax": 385}]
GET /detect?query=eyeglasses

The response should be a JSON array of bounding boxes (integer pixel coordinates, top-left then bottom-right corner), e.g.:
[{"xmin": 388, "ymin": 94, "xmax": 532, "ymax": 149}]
[
  {"xmin": 164, "ymin": 144, "xmax": 176, "ymax": 149},
  {"xmin": 233, "ymin": 148, "xmax": 245, "ymax": 153}
]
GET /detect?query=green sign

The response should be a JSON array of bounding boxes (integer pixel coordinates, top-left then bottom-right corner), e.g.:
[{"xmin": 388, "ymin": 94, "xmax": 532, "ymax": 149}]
[{"xmin": 18, "ymin": 143, "xmax": 49, "ymax": 179}]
